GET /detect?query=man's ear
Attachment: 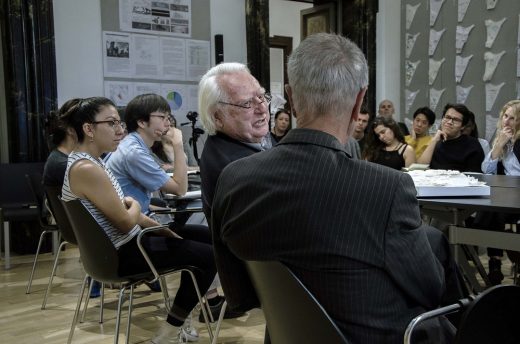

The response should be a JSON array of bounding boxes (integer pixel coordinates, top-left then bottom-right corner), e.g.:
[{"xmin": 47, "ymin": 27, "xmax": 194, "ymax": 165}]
[
  {"xmin": 351, "ymin": 87, "xmax": 367, "ymax": 123},
  {"xmin": 285, "ymin": 84, "xmax": 296, "ymax": 118}
]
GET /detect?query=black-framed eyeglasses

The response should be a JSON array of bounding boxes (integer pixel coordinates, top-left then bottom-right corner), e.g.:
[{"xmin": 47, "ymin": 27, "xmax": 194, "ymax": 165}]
[
  {"xmin": 91, "ymin": 119, "xmax": 126, "ymax": 130},
  {"xmin": 150, "ymin": 114, "xmax": 171, "ymax": 122},
  {"xmin": 218, "ymin": 92, "xmax": 272, "ymax": 109},
  {"xmin": 442, "ymin": 115, "xmax": 463, "ymax": 124}
]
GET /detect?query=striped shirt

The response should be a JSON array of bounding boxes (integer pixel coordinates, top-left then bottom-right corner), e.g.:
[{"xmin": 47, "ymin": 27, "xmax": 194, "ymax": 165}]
[{"xmin": 62, "ymin": 151, "xmax": 140, "ymax": 249}]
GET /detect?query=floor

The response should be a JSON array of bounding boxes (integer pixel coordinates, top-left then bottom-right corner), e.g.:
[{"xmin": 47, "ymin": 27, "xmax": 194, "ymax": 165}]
[{"xmin": 0, "ymin": 248, "xmax": 265, "ymax": 343}]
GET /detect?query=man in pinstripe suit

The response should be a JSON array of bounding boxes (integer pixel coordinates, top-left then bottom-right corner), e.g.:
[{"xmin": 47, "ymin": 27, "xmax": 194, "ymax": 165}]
[{"xmin": 211, "ymin": 33, "xmax": 450, "ymax": 343}]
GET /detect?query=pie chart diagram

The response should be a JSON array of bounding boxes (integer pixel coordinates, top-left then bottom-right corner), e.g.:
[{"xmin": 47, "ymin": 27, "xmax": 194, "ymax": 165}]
[{"xmin": 166, "ymin": 91, "xmax": 183, "ymax": 110}]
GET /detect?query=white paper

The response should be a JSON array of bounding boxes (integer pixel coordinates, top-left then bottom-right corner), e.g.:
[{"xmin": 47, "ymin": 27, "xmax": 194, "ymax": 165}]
[
  {"xmin": 186, "ymin": 39, "xmax": 210, "ymax": 81},
  {"xmin": 133, "ymin": 82, "xmax": 161, "ymax": 96},
  {"xmin": 119, "ymin": 0, "xmax": 192, "ymax": 38},
  {"xmin": 161, "ymin": 83, "xmax": 189, "ymax": 116},
  {"xmin": 406, "ymin": 3, "xmax": 421, "ymax": 30},
  {"xmin": 270, "ymin": 82, "xmax": 283, "ymax": 96},
  {"xmin": 485, "ymin": 114, "xmax": 498, "ymax": 142},
  {"xmin": 456, "ymin": 25, "xmax": 474, "ymax": 54},
  {"xmin": 429, "ymin": 88, "xmax": 445, "ymax": 111},
  {"xmin": 429, "ymin": 58, "xmax": 445, "ymax": 85},
  {"xmin": 430, "ymin": 0, "xmax": 445, "ymax": 27},
  {"xmin": 456, "ymin": 85, "xmax": 474, "ymax": 103},
  {"xmin": 406, "ymin": 32, "xmax": 420, "ymax": 58},
  {"xmin": 517, "ymin": 48, "xmax": 520, "ymax": 77},
  {"xmin": 405, "ymin": 60, "xmax": 420, "ymax": 87},
  {"xmin": 483, "ymin": 50, "xmax": 505, "ymax": 82},
  {"xmin": 429, "ymin": 28, "xmax": 445, "ymax": 56},
  {"xmin": 486, "ymin": 0, "xmax": 498, "ymax": 10},
  {"xmin": 485, "ymin": 82, "xmax": 505, "ymax": 112},
  {"xmin": 104, "ymin": 81, "xmax": 134, "ymax": 107},
  {"xmin": 103, "ymin": 31, "xmax": 132, "ymax": 77},
  {"xmin": 132, "ymin": 34, "xmax": 160, "ymax": 78},
  {"xmin": 455, "ymin": 54, "xmax": 473, "ymax": 83},
  {"xmin": 458, "ymin": 0, "xmax": 471, "ymax": 22},
  {"xmin": 485, "ymin": 18, "xmax": 506, "ymax": 49},
  {"xmin": 160, "ymin": 37, "xmax": 187, "ymax": 80},
  {"xmin": 187, "ymin": 85, "xmax": 199, "ymax": 114},
  {"xmin": 405, "ymin": 89, "xmax": 420, "ymax": 114}
]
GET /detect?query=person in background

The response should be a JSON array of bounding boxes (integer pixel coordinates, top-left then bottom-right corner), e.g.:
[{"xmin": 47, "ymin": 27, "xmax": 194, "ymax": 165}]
[
  {"xmin": 60, "ymin": 97, "xmax": 216, "ymax": 344},
  {"xmin": 405, "ymin": 106, "xmax": 436, "ymax": 160},
  {"xmin": 352, "ymin": 106, "xmax": 370, "ymax": 153},
  {"xmin": 377, "ymin": 99, "xmax": 409, "ymax": 136},
  {"xmin": 270, "ymin": 109, "xmax": 291, "ymax": 144},
  {"xmin": 477, "ymin": 100, "xmax": 520, "ymax": 285},
  {"xmin": 418, "ymin": 103, "xmax": 484, "ymax": 172},
  {"xmin": 364, "ymin": 116, "xmax": 416, "ymax": 170},
  {"xmin": 211, "ymin": 33, "xmax": 454, "ymax": 343},
  {"xmin": 462, "ymin": 111, "xmax": 490, "ymax": 156}
]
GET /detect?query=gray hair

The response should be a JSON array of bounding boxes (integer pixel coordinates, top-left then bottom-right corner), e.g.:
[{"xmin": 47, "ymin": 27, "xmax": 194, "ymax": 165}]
[
  {"xmin": 287, "ymin": 33, "xmax": 368, "ymax": 118},
  {"xmin": 198, "ymin": 62, "xmax": 250, "ymax": 135}
]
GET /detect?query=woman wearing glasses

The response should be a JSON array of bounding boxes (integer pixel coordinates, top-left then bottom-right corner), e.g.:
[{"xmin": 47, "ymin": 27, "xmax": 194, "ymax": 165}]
[
  {"xmin": 418, "ymin": 103, "xmax": 484, "ymax": 172},
  {"xmin": 60, "ymin": 97, "xmax": 216, "ymax": 343}
]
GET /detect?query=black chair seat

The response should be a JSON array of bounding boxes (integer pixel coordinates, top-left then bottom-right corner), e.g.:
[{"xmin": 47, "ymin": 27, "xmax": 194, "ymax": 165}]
[{"xmin": 2, "ymin": 207, "xmax": 39, "ymax": 220}]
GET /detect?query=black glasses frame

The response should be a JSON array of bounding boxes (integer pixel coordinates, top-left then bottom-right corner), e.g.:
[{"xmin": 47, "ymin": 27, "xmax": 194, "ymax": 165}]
[{"xmin": 219, "ymin": 92, "xmax": 272, "ymax": 109}]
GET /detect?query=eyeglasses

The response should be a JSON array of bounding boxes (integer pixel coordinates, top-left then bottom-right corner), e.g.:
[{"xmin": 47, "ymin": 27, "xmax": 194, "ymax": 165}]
[
  {"xmin": 219, "ymin": 92, "xmax": 272, "ymax": 109},
  {"xmin": 150, "ymin": 114, "xmax": 172, "ymax": 122},
  {"xmin": 442, "ymin": 115, "xmax": 463, "ymax": 124},
  {"xmin": 91, "ymin": 119, "xmax": 126, "ymax": 130}
]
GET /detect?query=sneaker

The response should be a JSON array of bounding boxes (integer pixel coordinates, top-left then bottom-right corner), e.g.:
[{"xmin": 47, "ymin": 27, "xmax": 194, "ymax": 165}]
[
  {"xmin": 198, "ymin": 296, "xmax": 245, "ymax": 323},
  {"xmin": 488, "ymin": 257, "xmax": 504, "ymax": 285},
  {"xmin": 145, "ymin": 280, "xmax": 162, "ymax": 292},
  {"xmin": 89, "ymin": 278, "xmax": 101, "ymax": 299},
  {"xmin": 152, "ymin": 323, "xmax": 198, "ymax": 344}
]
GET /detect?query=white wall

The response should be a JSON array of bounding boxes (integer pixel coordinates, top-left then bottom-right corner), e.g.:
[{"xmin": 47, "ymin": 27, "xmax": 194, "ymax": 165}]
[
  {"xmin": 54, "ymin": 0, "xmax": 104, "ymax": 106},
  {"xmin": 270, "ymin": 0, "xmax": 312, "ymax": 46},
  {"xmin": 376, "ymin": 0, "xmax": 401, "ymax": 119},
  {"xmin": 210, "ymin": 0, "xmax": 247, "ymax": 65}
]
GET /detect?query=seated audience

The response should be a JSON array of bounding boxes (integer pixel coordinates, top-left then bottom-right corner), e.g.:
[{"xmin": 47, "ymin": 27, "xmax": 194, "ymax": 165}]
[
  {"xmin": 476, "ymin": 99, "xmax": 520, "ymax": 285},
  {"xmin": 363, "ymin": 116, "xmax": 415, "ymax": 170},
  {"xmin": 59, "ymin": 97, "xmax": 216, "ymax": 343},
  {"xmin": 352, "ymin": 106, "xmax": 370, "ymax": 153},
  {"xmin": 405, "ymin": 106, "xmax": 436, "ymax": 160},
  {"xmin": 377, "ymin": 99, "xmax": 409, "ymax": 135},
  {"xmin": 270, "ymin": 109, "xmax": 291, "ymax": 144},
  {"xmin": 462, "ymin": 111, "xmax": 490, "ymax": 156},
  {"xmin": 211, "ymin": 33, "xmax": 456, "ymax": 343},
  {"xmin": 418, "ymin": 103, "xmax": 484, "ymax": 172}
]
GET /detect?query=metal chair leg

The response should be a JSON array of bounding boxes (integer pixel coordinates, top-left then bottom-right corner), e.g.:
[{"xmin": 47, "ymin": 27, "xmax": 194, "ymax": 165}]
[
  {"xmin": 211, "ymin": 300, "xmax": 227, "ymax": 344},
  {"xmin": 26, "ymin": 229, "xmax": 54, "ymax": 293},
  {"xmin": 182, "ymin": 268, "xmax": 214, "ymax": 341},
  {"xmin": 80, "ymin": 278, "xmax": 94, "ymax": 323},
  {"xmin": 99, "ymin": 283, "xmax": 105, "ymax": 323},
  {"xmin": 125, "ymin": 285, "xmax": 134, "ymax": 344},
  {"xmin": 114, "ymin": 286, "xmax": 128, "ymax": 344},
  {"xmin": 41, "ymin": 240, "xmax": 67, "ymax": 309},
  {"xmin": 67, "ymin": 274, "xmax": 89, "ymax": 344}
]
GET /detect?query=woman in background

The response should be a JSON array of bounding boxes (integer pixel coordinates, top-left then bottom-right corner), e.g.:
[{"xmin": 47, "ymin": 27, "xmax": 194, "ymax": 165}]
[
  {"xmin": 60, "ymin": 97, "xmax": 216, "ymax": 344},
  {"xmin": 463, "ymin": 111, "xmax": 490, "ymax": 156},
  {"xmin": 270, "ymin": 109, "xmax": 291, "ymax": 144},
  {"xmin": 364, "ymin": 116, "xmax": 415, "ymax": 170}
]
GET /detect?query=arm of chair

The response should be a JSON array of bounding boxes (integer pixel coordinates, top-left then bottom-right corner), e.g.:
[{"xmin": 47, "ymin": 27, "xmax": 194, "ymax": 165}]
[{"xmin": 136, "ymin": 225, "xmax": 174, "ymax": 282}]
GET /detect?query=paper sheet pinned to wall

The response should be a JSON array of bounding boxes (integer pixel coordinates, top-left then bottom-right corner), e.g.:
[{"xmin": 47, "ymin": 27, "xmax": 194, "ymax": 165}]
[
  {"xmin": 429, "ymin": 58, "xmax": 445, "ymax": 85},
  {"xmin": 429, "ymin": 28, "xmax": 445, "ymax": 56},
  {"xmin": 406, "ymin": 32, "xmax": 420, "ymax": 58},
  {"xmin": 485, "ymin": 18, "xmax": 506, "ymax": 49},
  {"xmin": 456, "ymin": 85, "xmax": 474, "ymax": 104},
  {"xmin": 405, "ymin": 60, "xmax": 420, "ymax": 87},
  {"xmin": 104, "ymin": 81, "xmax": 134, "ymax": 106},
  {"xmin": 455, "ymin": 54, "xmax": 473, "ymax": 83},
  {"xmin": 485, "ymin": 82, "xmax": 505, "ymax": 112},
  {"xmin": 429, "ymin": 88, "xmax": 445, "ymax": 111},
  {"xmin": 430, "ymin": 0, "xmax": 445, "ymax": 27},
  {"xmin": 456, "ymin": 24, "xmax": 474, "ymax": 54},
  {"xmin": 458, "ymin": 0, "xmax": 471, "ymax": 23},
  {"xmin": 406, "ymin": 3, "xmax": 421, "ymax": 30}
]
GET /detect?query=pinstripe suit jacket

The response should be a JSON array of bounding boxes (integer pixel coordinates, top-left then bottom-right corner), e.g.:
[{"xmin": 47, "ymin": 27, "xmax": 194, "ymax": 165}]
[{"xmin": 212, "ymin": 128, "xmax": 446, "ymax": 343}]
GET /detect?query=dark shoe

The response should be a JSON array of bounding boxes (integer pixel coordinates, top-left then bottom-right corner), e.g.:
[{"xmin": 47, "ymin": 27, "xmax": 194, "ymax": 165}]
[
  {"xmin": 199, "ymin": 296, "xmax": 246, "ymax": 323},
  {"xmin": 89, "ymin": 280, "xmax": 101, "ymax": 298},
  {"xmin": 488, "ymin": 258, "xmax": 504, "ymax": 285},
  {"xmin": 145, "ymin": 280, "xmax": 162, "ymax": 292}
]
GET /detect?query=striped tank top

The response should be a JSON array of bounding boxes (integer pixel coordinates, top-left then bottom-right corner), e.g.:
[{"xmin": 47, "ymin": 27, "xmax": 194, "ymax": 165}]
[{"xmin": 62, "ymin": 151, "xmax": 141, "ymax": 249}]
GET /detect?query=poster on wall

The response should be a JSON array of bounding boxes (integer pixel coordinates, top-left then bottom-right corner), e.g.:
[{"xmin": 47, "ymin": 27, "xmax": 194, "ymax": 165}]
[
  {"xmin": 119, "ymin": 0, "xmax": 192, "ymax": 38},
  {"xmin": 186, "ymin": 39, "xmax": 210, "ymax": 81},
  {"xmin": 132, "ymin": 34, "xmax": 161, "ymax": 79},
  {"xmin": 160, "ymin": 37, "xmax": 187, "ymax": 80},
  {"xmin": 161, "ymin": 83, "xmax": 189, "ymax": 118},
  {"xmin": 103, "ymin": 31, "xmax": 132, "ymax": 78},
  {"xmin": 104, "ymin": 81, "xmax": 134, "ymax": 106}
]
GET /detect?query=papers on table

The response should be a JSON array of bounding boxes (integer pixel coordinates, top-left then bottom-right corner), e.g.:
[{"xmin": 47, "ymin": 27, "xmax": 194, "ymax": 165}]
[{"xmin": 406, "ymin": 170, "xmax": 490, "ymax": 197}]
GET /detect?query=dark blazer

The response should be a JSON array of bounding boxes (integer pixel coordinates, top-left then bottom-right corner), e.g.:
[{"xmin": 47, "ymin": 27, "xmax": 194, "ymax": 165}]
[{"xmin": 212, "ymin": 128, "xmax": 446, "ymax": 344}]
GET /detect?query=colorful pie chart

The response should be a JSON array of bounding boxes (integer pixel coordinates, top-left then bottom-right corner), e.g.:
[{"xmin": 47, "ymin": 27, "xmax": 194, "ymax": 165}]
[{"xmin": 166, "ymin": 91, "xmax": 183, "ymax": 110}]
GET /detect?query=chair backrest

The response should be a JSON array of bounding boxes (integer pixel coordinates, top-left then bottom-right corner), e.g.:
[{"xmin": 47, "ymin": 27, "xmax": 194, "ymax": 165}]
[
  {"xmin": 44, "ymin": 185, "xmax": 77, "ymax": 245},
  {"xmin": 61, "ymin": 198, "xmax": 124, "ymax": 283},
  {"xmin": 25, "ymin": 173, "xmax": 49, "ymax": 222},
  {"xmin": 245, "ymin": 260, "xmax": 349, "ymax": 344},
  {"xmin": 0, "ymin": 162, "xmax": 44, "ymax": 207},
  {"xmin": 455, "ymin": 284, "xmax": 520, "ymax": 344}
]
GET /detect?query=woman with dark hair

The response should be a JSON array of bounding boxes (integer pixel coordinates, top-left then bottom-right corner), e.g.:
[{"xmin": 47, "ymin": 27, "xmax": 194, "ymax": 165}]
[
  {"xmin": 363, "ymin": 116, "xmax": 416, "ymax": 170},
  {"xmin": 462, "ymin": 110, "xmax": 490, "ymax": 155},
  {"xmin": 270, "ymin": 109, "xmax": 290, "ymax": 144},
  {"xmin": 60, "ymin": 97, "xmax": 216, "ymax": 343},
  {"xmin": 405, "ymin": 106, "xmax": 436, "ymax": 160}
]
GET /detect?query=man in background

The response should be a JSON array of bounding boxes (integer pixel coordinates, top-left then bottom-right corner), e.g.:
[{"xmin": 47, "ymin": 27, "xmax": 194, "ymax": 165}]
[{"xmin": 378, "ymin": 99, "xmax": 409, "ymax": 135}]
